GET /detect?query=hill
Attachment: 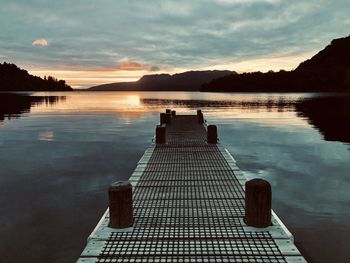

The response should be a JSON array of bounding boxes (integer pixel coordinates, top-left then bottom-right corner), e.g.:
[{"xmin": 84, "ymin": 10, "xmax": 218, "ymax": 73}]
[
  {"xmin": 0, "ymin": 62, "xmax": 72, "ymax": 91},
  {"xmin": 201, "ymin": 35, "xmax": 350, "ymax": 92},
  {"xmin": 89, "ymin": 70, "xmax": 233, "ymax": 91}
]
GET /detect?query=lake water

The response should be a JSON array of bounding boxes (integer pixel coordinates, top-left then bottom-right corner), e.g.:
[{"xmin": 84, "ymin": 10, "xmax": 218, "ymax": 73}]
[{"xmin": 0, "ymin": 91, "xmax": 350, "ymax": 263}]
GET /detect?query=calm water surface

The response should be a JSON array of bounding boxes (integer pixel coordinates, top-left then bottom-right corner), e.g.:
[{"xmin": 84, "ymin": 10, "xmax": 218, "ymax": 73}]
[{"xmin": 0, "ymin": 91, "xmax": 350, "ymax": 263}]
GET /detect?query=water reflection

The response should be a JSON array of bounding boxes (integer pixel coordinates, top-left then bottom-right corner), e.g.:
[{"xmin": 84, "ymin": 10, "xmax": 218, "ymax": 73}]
[
  {"xmin": 141, "ymin": 94, "xmax": 350, "ymax": 144},
  {"xmin": 296, "ymin": 96, "xmax": 350, "ymax": 143},
  {"xmin": 2, "ymin": 92, "xmax": 350, "ymax": 144},
  {"xmin": 38, "ymin": 131, "xmax": 54, "ymax": 141},
  {"xmin": 0, "ymin": 93, "xmax": 65, "ymax": 123},
  {"xmin": 141, "ymin": 97, "xmax": 296, "ymax": 111},
  {"xmin": 1, "ymin": 91, "xmax": 350, "ymax": 263}
]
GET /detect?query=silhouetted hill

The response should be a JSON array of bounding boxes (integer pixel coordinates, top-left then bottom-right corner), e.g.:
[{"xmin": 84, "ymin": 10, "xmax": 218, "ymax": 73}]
[
  {"xmin": 89, "ymin": 70, "xmax": 233, "ymax": 91},
  {"xmin": 0, "ymin": 62, "xmax": 72, "ymax": 91},
  {"xmin": 202, "ymin": 35, "xmax": 350, "ymax": 92}
]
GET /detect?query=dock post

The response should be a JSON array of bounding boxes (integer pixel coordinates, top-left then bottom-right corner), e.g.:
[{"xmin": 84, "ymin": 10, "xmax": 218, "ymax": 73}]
[
  {"xmin": 160, "ymin": 113, "xmax": 166, "ymax": 125},
  {"xmin": 156, "ymin": 125, "xmax": 166, "ymax": 144},
  {"xmin": 198, "ymin": 112, "xmax": 204, "ymax": 124},
  {"xmin": 244, "ymin": 179, "xmax": 272, "ymax": 228},
  {"xmin": 171, "ymin": 110, "xmax": 176, "ymax": 117},
  {"xmin": 108, "ymin": 181, "xmax": 133, "ymax": 228},
  {"xmin": 207, "ymin": 125, "xmax": 217, "ymax": 143},
  {"xmin": 165, "ymin": 113, "xmax": 171, "ymax": 124},
  {"xmin": 197, "ymin": 109, "xmax": 203, "ymax": 123}
]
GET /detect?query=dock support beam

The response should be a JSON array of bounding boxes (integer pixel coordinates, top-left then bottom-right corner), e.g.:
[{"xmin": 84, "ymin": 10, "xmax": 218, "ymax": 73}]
[
  {"xmin": 244, "ymin": 179, "xmax": 272, "ymax": 228},
  {"xmin": 207, "ymin": 125, "xmax": 217, "ymax": 144},
  {"xmin": 156, "ymin": 125, "xmax": 166, "ymax": 144},
  {"xmin": 108, "ymin": 181, "xmax": 133, "ymax": 228}
]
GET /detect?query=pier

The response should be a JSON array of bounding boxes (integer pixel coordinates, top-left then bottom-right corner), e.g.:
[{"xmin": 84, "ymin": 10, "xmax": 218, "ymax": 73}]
[{"xmin": 77, "ymin": 110, "xmax": 306, "ymax": 263}]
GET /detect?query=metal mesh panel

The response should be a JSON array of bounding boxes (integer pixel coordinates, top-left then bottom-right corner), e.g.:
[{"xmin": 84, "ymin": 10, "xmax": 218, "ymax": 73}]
[
  {"xmin": 144, "ymin": 164, "xmax": 234, "ymax": 172},
  {"xmin": 164, "ymin": 116, "xmax": 208, "ymax": 146},
  {"xmin": 134, "ymin": 198, "xmax": 245, "ymax": 210},
  {"xmin": 85, "ymin": 115, "xmax": 295, "ymax": 263},
  {"xmin": 139, "ymin": 170, "xmax": 239, "ymax": 181},
  {"xmin": 137, "ymin": 179, "xmax": 242, "ymax": 188},
  {"xmin": 134, "ymin": 216, "xmax": 245, "ymax": 228},
  {"xmin": 134, "ymin": 184, "xmax": 244, "ymax": 200},
  {"xmin": 97, "ymin": 234, "xmax": 287, "ymax": 263},
  {"xmin": 148, "ymin": 150, "xmax": 225, "ymax": 164}
]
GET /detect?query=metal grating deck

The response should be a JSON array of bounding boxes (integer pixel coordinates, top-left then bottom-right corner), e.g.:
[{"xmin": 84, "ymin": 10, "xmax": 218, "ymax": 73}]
[{"xmin": 77, "ymin": 114, "xmax": 306, "ymax": 263}]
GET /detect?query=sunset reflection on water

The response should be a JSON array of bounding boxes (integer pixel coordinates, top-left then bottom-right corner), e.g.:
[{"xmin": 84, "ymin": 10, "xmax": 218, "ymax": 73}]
[
  {"xmin": 28, "ymin": 91, "xmax": 313, "ymax": 127},
  {"xmin": 1, "ymin": 91, "xmax": 350, "ymax": 263}
]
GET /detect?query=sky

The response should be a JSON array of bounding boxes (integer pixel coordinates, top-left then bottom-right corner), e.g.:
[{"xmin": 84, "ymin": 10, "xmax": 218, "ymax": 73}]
[{"xmin": 0, "ymin": 0, "xmax": 349, "ymax": 89}]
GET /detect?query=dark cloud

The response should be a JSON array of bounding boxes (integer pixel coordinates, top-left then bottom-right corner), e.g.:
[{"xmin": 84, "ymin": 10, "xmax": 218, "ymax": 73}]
[
  {"xmin": 0, "ymin": 0, "xmax": 349, "ymax": 70},
  {"xmin": 150, "ymin": 66, "xmax": 160, "ymax": 71}
]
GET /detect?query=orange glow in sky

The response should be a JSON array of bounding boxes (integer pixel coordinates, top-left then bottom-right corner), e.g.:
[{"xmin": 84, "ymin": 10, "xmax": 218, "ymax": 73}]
[
  {"xmin": 27, "ymin": 51, "xmax": 317, "ymax": 89},
  {"xmin": 28, "ymin": 68, "xmax": 148, "ymax": 89}
]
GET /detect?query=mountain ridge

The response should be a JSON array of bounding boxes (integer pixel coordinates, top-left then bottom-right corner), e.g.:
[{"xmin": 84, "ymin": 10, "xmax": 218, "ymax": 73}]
[
  {"xmin": 89, "ymin": 70, "xmax": 234, "ymax": 91},
  {"xmin": 201, "ymin": 35, "xmax": 350, "ymax": 92}
]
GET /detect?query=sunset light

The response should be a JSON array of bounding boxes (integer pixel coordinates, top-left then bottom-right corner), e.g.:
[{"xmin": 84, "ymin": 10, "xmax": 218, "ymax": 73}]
[
  {"xmin": 1, "ymin": 1, "xmax": 350, "ymax": 262},
  {"xmin": 28, "ymin": 68, "xmax": 149, "ymax": 89}
]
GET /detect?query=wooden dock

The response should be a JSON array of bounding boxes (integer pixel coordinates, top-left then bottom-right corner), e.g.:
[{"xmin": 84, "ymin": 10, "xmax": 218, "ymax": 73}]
[{"xmin": 77, "ymin": 112, "xmax": 306, "ymax": 263}]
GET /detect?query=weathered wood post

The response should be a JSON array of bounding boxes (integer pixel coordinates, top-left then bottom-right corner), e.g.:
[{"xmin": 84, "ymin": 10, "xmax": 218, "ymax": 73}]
[
  {"xmin": 160, "ymin": 113, "xmax": 166, "ymax": 125},
  {"xmin": 165, "ymin": 113, "xmax": 171, "ymax": 124},
  {"xmin": 207, "ymin": 125, "xmax": 217, "ymax": 144},
  {"xmin": 198, "ymin": 112, "xmax": 204, "ymax": 124},
  {"xmin": 166, "ymin": 109, "xmax": 171, "ymax": 114},
  {"xmin": 197, "ymin": 109, "xmax": 204, "ymax": 124},
  {"xmin": 108, "ymin": 181, "xmax": 133, "ymax": 228},
  {"xmin": 244, "ymin": 179, "xmax": 272, "ymax": 228},
  {"xmin": 156, "ymin": 125, "xmax": 166, "ymax": 143},
  {"xmin": 171, "ymin": 110, "xmax": 176, "ymax": 117}
]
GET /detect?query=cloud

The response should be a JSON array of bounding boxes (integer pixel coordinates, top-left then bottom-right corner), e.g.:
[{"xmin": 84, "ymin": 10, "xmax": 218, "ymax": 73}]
[
  {"xmin": 117, "ymin": 61, "xmax": 146, "ymax": 71},
  {"xmin": 1, "ymin": 0, "xmax": 350, "ymax": 88},
  {"xmin": 92, "ymin": 61, "xmax": 162, "ymax": 72},
  {"xmin": 117, "ymin": 61, "xmax": 163, "ymax": 72},
  {"xmin": 150, "ymin": 66, "xmax": 160, "ymax": 72},
  {"xmin": 32, "ymin": 38, "xmax": 49, "ymax": 47}
]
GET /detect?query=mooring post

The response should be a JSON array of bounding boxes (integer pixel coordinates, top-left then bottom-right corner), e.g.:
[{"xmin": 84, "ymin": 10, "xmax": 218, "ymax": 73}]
[
  {"xmin": 156, "ymin": 125, "xmax": 166, "ymax": 143},
  {"xmin": 197, "ymin": 109, "xmax": 204, "ymax": 123},
  {"xmin": 166, "ymin": 109, "xmax": 171, "ymax": 114},
  {"xmin": 244, "ymin": 179, "xmax": 272, "ymax": 228},
  {"xmin": 171, "ymin": 110, "xmax": 176, "ymax": 117},
  {"xmin": 198, "ymin": 112, "xmax": 204, "ymax": 124},
  {"xmin": 108, "ymin": 181, "xmax": 133, "ymax": 228},
  {"xmin": 207, "ymin": 125, "xmax": 217, "ymax": 143},
  {"xmin": 160, "ymin": 113, "xmax": 166, "ymax": 125},
  {"xmin": 165, "ymin": 113, "xmax": 171, "ymax": 124}
]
